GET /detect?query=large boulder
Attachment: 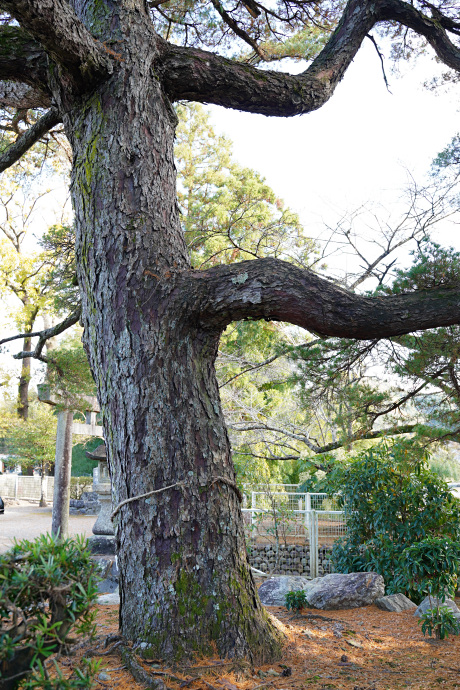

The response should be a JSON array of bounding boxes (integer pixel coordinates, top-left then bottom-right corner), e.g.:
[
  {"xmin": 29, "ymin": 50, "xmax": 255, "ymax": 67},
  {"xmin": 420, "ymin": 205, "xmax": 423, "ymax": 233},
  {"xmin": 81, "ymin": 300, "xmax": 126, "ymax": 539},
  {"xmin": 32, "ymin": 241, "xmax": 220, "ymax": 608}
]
[
  {"xmin": 305, "ymin": 572, "xmax": 384, "ymax": 610},
  {"xmin": 414, "ymin": 596, "xmax": 460, "ymax": 620},
  {"xmin": 258, "ymin": 572, "xmax": 384, "ymax": 609},
  {"xmin": 258, "ymin": 576, "xmax": 313, "ymax": 606},
  {"xmin": 375, "ymin": 593, "xmax": 416, "ymax": 612}
]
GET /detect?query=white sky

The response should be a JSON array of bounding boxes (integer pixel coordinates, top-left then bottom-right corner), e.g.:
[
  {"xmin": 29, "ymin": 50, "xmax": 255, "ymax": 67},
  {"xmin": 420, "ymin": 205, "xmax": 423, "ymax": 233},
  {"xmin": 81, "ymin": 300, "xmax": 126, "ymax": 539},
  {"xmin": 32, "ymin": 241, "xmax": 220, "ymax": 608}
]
[{"xmin": 208, "ymin": 40, "xmax": 460, "ymax": 255}]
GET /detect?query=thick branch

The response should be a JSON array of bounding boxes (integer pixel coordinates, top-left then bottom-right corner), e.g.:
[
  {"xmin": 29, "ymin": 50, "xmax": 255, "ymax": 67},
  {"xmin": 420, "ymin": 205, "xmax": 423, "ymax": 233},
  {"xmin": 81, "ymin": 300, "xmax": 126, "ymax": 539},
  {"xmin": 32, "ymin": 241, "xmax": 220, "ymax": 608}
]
[
  {"xmin": 0, "ymin": 1, "xmax": 112, "ymax": 93},
  {"xmin": 159, "ymin": 0, "xmax": 460, "ymax": 115},
  {"xmin": 0, "ymin": 107, "xmax": 61, "ymax": 172},
  {"xmin": 190, "ymin": 258, "xmax": 460, "ymax": 339}
]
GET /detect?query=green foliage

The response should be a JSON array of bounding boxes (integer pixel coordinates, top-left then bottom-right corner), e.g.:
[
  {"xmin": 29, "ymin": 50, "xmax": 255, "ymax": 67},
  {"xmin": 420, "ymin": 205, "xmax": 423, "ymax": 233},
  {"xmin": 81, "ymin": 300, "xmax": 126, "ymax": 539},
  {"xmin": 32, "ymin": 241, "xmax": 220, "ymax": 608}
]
[
  {"xmin": 379, "ymin": 239, "xmax": 460, "ymax": 294},
  {"xmin": 175, "ymin": 103, "xmax": 318, "ymax": 270},
  {"xmin": 402, "ymin": 537, "xmax": 460, "ymax": 602},
  {"xmin": 45, "ymin": 332, "xmax": 96, "ymax": 411},
  {"xmin": 0, "ymin": 400, "xmax": 57, "ymax": 473},
  {"xmin": 420, "ymin": 606, "xmax": 460, "ymax": 640},
  {"xmin": 285, "ymin": 589, "xmax": 307, "ymax": 612},
  {"xmin": 0, "ymin": 533, "xmax": 99, "ymax": 689},
  {"xmin": 72, "ymin": 438, "xmax": 101, "ymax": 477},
  {"xmin": 69, "ymin": 476, "xmax": 94, "ymax": 500},
  {"xmin": 326, "ymin": 440, "xmax": 460, "ymax": 601},
  {"xmin": 402, "ymin": 536, "xmax": 460, "ymax": 639}
]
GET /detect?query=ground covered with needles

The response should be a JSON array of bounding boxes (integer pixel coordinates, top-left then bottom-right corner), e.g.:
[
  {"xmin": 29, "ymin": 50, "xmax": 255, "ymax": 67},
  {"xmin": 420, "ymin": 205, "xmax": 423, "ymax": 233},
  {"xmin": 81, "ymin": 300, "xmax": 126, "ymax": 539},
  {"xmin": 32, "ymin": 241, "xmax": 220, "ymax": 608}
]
[{"xmin": 52, "ymin": 599, "xmax": 460, "ymax": 690}]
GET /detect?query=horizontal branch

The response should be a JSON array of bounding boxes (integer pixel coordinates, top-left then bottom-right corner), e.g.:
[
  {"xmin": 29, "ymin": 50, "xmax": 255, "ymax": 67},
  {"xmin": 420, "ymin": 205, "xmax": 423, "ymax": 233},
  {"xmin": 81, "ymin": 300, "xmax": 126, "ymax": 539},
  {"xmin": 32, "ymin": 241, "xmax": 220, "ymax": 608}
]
[
  {"xmin": 0, "ymin": 1, "xmax": 112, "ymax": 93},
  {"xmin": 159, "ymin": 0, "xmax": 460, "ymax": 115},
  {"xmin": 0, "ymin": 107, "xmax": 61, "ymax": 173},
  {"xmin": 191, "ymin": 258, "xmax": 460, "ymax": 339},
  {"xmin": 0, "ymin": 307, "xmax": 81, "ymax": 359}
]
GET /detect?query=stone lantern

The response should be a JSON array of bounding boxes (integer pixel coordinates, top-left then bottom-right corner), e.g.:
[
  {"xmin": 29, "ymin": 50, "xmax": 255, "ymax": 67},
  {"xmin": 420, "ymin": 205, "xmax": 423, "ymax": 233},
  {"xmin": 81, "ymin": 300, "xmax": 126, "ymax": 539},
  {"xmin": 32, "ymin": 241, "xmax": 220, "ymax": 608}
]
[{"xmin": 86, "ymin": 444, "xmax": 115, "ymax": 538}]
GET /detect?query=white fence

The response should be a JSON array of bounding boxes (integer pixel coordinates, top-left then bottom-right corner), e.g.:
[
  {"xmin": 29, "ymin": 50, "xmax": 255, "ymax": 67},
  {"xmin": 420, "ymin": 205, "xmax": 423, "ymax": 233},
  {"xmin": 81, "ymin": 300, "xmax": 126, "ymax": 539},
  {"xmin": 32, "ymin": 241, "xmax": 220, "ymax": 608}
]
[
  {"xmin": 0, "ymin": 474, "xmax": 55, "ymax": 502},
  {"xmin": 242, "ymin": 489, "xmax": 347, "ymax": 578}
]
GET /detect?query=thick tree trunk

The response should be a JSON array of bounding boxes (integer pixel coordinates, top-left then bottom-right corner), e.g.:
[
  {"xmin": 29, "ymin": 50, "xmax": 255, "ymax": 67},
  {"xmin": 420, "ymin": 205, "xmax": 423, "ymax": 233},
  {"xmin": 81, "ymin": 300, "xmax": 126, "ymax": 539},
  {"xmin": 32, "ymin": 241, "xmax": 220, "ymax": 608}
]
[{"xmin": 56, "ymin": 7, "xmax": 282, "ymax": 661}]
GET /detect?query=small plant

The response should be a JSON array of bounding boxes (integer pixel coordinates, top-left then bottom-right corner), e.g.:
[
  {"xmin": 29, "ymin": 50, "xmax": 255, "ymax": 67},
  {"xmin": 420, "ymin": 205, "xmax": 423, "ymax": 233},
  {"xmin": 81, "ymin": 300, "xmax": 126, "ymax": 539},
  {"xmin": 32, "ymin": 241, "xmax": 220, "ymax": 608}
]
[
  {"xmin": 420, "ymin": 606, "xmax": 460, "ymax": 640},
  {"xmin": 402, "ymin": 537, "xmax": 460, "ymax": 640},
  {"xmin": 285, "ymin": 589, "xmax": 307, "ymax": 612},
  {"xmin": 0, "ymin": 533, "xmax": 100, "ymax": 689}
]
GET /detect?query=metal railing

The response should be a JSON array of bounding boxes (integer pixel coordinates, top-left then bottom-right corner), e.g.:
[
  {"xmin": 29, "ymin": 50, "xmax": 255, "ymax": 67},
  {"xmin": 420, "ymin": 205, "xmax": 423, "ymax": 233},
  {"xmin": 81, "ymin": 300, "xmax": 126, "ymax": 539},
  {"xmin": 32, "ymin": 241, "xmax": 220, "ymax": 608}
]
[{"xmin": 242, "ymin": 489, "xmax": 347, "ymax": 577}]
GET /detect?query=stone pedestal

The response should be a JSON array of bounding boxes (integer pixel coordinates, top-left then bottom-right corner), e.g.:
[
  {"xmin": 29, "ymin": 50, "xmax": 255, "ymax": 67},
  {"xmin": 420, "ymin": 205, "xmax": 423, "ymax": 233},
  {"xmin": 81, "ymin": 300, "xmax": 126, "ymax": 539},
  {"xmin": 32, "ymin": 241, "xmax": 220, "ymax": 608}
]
[{"xmin": 86, "ymin": 443, "xmax": 115, "ymax": 537}]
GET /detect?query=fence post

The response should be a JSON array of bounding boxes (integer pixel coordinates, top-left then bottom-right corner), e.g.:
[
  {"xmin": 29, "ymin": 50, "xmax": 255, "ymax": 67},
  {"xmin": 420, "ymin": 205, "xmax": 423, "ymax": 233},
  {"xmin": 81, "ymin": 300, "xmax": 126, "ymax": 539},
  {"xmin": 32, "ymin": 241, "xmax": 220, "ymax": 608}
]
[
  {"xmin": 251, "ymin": 491, "xmax": 256, "ymax": 529},
  {"xmin": 309, "ymin": 510, "xmax": 318, "ymax": 578},
  {"xmin": 14, "ymin": 474, "xmax": 18, "ymax": 499}
]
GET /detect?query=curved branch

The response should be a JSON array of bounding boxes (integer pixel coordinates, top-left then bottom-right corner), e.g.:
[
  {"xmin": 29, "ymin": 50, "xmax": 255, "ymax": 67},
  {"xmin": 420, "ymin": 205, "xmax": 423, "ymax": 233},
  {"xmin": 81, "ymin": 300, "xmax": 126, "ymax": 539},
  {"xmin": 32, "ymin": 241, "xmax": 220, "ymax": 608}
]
[
  {"xmin": 189, "ymin": 258, "xmax": 460, "ymax": 339},
  {"xmin": 159, "ymin": 0, "xmax": 460, "ymax": 115},
  {"xmin": 0, "ymin": 0, "xmax": 113, "ymax": 93},
  {"xmin": 0, "ymin": 107, "xmax": 61, "ymax": 173},
  {"xmin": 0, "ymin": 307, "xmax": 82, "ymax": 359}
]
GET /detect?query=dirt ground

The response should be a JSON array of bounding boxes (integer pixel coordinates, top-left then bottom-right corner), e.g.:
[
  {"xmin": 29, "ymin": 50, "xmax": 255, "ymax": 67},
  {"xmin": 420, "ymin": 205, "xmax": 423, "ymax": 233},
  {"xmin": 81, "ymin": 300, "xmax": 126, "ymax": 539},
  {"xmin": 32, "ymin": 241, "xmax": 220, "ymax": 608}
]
[
  {"xmin": 0, "ymin": 502, "xmax": 95, "ymax": 553},
  {"xmin": 53, "ymin": 599, "xmax": 460, "ymax": 690}
]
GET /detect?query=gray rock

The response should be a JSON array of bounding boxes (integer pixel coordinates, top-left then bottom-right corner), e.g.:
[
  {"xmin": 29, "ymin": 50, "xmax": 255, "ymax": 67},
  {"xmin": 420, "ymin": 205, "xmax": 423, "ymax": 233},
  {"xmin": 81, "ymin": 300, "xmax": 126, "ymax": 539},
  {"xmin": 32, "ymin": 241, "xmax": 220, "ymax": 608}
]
[
  {"xmin": 375, "ymin": 593, "xmax": 416, "ymax": 612},
  {"xmin": 88, "ymin": 535, "xmax": 116, "ymax": 555},
  {"xmin": 258, "ymin": 572, "xmax": 384, "ymax": 609},
  {"xmin": 306, "ymin": 572, "xmax": 384, "ymax": 610},
  {"xmin": 258, "ymin": 576, "xmax": 314, "ymax": 606},
  {"xmin": 97, "ymin": 591, "xmax": 120, "ymax": 605},
  {"xmin": 414, "ymin": 596, "xmax": 460, "ymax": 619}
]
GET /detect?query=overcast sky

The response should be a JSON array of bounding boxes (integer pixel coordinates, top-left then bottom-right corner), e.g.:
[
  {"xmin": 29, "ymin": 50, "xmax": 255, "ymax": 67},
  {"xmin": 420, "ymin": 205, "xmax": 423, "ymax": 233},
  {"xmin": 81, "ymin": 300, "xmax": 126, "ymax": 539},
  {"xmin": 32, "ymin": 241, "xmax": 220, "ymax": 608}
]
[{"xmin": 207, "ymin": 40, "xmax": 460, "ymax": 264}]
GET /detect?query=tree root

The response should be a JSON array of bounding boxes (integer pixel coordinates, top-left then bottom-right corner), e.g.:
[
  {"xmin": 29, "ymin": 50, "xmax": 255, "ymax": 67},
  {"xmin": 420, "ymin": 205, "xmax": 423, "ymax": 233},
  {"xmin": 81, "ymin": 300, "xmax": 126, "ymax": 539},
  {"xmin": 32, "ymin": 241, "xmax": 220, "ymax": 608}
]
[{"xmin": 120, "ymin": 645, "xmax": 170, "ymax": 689}]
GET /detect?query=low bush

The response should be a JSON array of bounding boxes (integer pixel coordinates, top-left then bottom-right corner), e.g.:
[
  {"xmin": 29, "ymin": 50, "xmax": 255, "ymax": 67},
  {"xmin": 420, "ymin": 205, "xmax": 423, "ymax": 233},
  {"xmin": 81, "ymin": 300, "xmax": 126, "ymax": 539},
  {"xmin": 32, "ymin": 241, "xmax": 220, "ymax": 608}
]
[
  {"xmin": 285, "ymin": 589, "xmax": 307, "ymax": 612},
  {"xmin": 0, "ymin": 533, "xmax": 99, "ymax": 689}
]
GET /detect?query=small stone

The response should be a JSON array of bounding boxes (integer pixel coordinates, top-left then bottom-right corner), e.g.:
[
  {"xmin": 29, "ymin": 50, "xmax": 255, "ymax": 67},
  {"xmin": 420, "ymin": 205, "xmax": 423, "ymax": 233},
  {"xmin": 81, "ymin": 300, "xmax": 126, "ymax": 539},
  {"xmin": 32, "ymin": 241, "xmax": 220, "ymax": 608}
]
[
  {"xmin": 98, "ymin": 672, "xmax": 110, "ymax": 681},
  {"xmin": 375, "ymin": 593, "xmax": 416, "ymax": 612}
]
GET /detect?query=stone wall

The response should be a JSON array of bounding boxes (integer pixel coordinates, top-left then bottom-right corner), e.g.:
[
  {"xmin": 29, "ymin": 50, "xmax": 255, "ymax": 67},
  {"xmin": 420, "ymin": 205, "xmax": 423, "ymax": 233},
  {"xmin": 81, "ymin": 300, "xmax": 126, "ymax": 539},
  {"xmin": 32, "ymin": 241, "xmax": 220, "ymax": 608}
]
[
  {"xmin": 69, "ymin": 491, "xmax": 101, "ymax": 515},
  {"xmin": 248, "ymin": 543, "xmax": 333, "ymax": 576}
]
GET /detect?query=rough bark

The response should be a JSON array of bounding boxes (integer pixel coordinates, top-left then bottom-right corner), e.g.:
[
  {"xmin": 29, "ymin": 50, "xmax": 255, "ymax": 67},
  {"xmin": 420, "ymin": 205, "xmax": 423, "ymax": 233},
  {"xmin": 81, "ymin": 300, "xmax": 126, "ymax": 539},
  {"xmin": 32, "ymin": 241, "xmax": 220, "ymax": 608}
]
[
  {"xmin": 2, "ymin": 0, "xmax": 460, "ymax": 666},
  {"xmin": 0, "ymin": 1, "xmax": 112, "ymax": 94},
  {"xmin": 191, "ymin": 259, "xmax": 460, "ymax": 338}
]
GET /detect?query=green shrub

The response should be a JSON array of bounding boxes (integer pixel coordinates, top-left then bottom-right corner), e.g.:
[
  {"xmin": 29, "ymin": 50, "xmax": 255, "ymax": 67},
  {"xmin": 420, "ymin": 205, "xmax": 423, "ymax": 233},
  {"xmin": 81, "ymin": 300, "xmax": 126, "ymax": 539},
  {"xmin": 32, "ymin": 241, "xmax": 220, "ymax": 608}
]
[
  {"xmin": 285, "ymin": 589, "xmax": 307, "ymax": 612},
  {"xmin": 69, "ymin": 477, "xmax": 94, "ymax": 500},
  {"xmin": 0, "ymin": 533, "xmax": 100, "ymax": 689},
  {"xmin": 326, "ymin": 440, "xmax": 460, "ymax": 601},
  {"xmin": 402, "ymin": 537, "xmax": 460, "ymax": 639},
  {"xmin": 420, "ymin": 606, "xmax": 460, "ymax": 640}
]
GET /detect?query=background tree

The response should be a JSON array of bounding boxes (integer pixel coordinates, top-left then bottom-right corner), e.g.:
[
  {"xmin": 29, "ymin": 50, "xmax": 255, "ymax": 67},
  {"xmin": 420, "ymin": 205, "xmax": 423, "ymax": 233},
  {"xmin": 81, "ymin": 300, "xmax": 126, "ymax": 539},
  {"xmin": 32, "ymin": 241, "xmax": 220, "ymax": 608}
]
[{"xmin": 1, "ymin": 0, "xmax": 460, "ymax": 664}]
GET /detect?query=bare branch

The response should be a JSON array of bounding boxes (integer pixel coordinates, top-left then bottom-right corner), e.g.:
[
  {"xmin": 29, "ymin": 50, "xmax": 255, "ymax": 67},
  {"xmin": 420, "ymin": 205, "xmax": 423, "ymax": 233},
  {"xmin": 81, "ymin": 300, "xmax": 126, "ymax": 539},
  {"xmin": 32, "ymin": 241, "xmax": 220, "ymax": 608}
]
[
  {"xmin": 209, "ymin": 0, "xmax": 266, "ymax": 60},
  {"xmin": 0, "ymin": 107, "xmax": 61, "ymax": 173},
  {"xmin": 219, "ymin": 338, "xmax": 321, "ymax": 388},
  {"xmin": 0, "ymin": 307, "xmax": 81, "ymax": 359}
]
